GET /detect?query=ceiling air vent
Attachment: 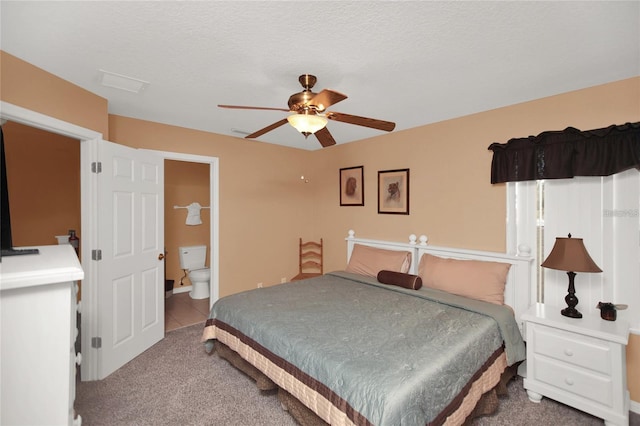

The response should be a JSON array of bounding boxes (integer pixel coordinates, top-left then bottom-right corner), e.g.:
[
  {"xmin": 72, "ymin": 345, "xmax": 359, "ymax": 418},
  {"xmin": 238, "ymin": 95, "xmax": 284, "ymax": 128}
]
[{"xmin": 99, "ymin": 69, "xmax": 149, "ymax": 94}]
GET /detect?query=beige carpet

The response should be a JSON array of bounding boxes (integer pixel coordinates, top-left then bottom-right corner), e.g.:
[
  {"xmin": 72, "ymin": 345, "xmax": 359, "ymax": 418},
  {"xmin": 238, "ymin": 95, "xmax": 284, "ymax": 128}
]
[{"xmin": 76, "ymin": 322, "xmax": 639, "ymax": 425}]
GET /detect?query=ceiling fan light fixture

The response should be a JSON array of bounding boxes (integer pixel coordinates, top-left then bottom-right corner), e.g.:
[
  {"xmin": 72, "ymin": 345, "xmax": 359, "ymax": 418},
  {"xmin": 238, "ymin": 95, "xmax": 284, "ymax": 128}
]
[
  {"xmin": 287, "ymin": 113, "xmax": 327, "ymax": 135},
  {"xmin": 219, "ymin": 74, "xmax": 394, "ymax": 147}
]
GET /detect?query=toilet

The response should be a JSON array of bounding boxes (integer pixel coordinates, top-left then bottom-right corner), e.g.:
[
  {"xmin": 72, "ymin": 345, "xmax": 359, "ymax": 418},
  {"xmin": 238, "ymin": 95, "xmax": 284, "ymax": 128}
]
[{"xmin": 178, "ymin": 245, "xmax": 211, "ymax": 299}]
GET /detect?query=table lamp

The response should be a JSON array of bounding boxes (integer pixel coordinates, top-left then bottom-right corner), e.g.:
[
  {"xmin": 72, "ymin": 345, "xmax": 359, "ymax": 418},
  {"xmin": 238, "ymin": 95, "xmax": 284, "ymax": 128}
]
[{"xmin": 541, "ymin": 234, "xmax": 602, "ymax": 318}]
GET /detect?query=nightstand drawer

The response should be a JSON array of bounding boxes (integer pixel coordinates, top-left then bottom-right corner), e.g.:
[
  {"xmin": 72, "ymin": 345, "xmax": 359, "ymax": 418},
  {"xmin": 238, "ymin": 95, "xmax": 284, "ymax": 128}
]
[
  {"xmin": 531, "ymin": 324, "xmax": 611, "ymax": 375},
  {"xmin": 532, "ymin": 355, "xmax": 613, "ymax": 406}
]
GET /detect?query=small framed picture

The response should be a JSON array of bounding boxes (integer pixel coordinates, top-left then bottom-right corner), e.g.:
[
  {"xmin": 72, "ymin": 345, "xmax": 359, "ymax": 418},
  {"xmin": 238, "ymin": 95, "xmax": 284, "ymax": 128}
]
[
  {"xmin": 339, "ymin": 166, "xmax": 364, "ymax": 206},
  {"xmin": 378, "ymin": 169, "xmax": 409, "ymax": 214}
]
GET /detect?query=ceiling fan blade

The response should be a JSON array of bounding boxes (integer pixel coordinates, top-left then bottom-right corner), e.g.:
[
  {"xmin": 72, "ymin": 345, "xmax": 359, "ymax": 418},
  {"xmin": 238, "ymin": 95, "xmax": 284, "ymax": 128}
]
[
  {"xmin": 314, "ymin": 127, "xmax": 337, "ymax": 148},
  {"xmin": 309, "ymin": 89, "xmax": 347, "ymax": 111},
  {"xmin": 326, "ymin": 111, "xmax": 396, "ymax": 132},
  {"xmin": 245, "ymin": 118, "xmax": 289, "ymax": 139},
  {"xmin": 218, "ymin": 104, "xmax": 290, "ymax": 112}
]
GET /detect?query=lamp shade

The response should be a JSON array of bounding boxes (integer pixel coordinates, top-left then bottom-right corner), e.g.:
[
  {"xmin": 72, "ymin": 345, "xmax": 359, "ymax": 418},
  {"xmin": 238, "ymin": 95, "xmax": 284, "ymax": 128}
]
[
  {"xmin": 287, "ymin": 113, "xmax": 327, "ymax": 135},
  {"xmin": 541, "ymin": 235, "xmax": 602, "ymax": 273}
]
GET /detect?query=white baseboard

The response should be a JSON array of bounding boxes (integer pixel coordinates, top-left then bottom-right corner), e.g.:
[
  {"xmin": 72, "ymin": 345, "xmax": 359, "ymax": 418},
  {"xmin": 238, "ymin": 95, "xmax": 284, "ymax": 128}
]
[{"xmin": 172, "ymin": 285, "xmax": 192, "ymax": 294}]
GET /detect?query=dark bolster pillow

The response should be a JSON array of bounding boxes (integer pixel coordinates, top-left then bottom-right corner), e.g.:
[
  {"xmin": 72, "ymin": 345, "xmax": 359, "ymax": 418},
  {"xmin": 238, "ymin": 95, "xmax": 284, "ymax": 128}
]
[{"xmin": 377, "ymin": 270, "xmax": 423, "ymax": 290}]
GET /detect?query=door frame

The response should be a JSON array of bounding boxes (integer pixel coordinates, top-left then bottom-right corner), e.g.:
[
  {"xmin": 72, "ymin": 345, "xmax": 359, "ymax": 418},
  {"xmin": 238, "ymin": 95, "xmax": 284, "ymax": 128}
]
[
  {"xmin": 145, "ymin": 149, "xmax": 219, "ymax": 305},
  {"xmin": 1, "ymin": 101, "xmax": 102, "ymax": 380},
  {"xmin": 0, "ymin": 102, "xmax": 220, "ymax": 381}
]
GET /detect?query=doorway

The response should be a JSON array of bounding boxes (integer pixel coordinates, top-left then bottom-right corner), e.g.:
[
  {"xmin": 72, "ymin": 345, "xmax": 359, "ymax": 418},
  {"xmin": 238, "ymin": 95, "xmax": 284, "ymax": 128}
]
[
  {"xmin": 1, "ymin": 122, "xmax": 81, "ymax": 254},
  {"xmin": 164, "ymin": 159, "xmax": 212, "ymax": 331},
  {"xmin": 147, "ymin": 151, "xmax": 219, "ymax": 333}
]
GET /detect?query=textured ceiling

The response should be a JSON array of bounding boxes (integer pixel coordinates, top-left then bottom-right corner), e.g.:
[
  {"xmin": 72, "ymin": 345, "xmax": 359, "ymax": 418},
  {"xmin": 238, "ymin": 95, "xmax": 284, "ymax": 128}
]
[{"xmin": 1, "ymin": 1, "xmax": 639, "ymax": 150}]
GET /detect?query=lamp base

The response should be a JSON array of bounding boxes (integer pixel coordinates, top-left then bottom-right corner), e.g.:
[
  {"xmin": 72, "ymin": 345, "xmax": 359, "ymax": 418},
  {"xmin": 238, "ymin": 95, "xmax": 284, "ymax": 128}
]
[
  {"xmin": 561, "ymin": 271, "xmax": 583, "ymax": 319},
  {"xmin": 561, "ymin": 306, "xmax": 583, "ymax": 318}
]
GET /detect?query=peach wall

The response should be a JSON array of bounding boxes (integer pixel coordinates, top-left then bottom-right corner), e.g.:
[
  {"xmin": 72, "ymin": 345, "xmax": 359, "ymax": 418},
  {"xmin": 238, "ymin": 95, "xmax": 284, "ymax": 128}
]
[
  {"xmin": 2, "ymin": 121, "xmax": 80, "ymax": 247},
  {"xmin": 164, "ymin": 160, "xmax": 210, "ymax": 290},
  {"xmin": 1, "ymin": 51, "xmax": 109, "ymax": 136},
  {"xmin": 2, "ymin": 51, "xmax": 638, "ymax": 404},
  {"xmin": 313, "ymin": 77, "xmax": 640, "ymax": 274}
]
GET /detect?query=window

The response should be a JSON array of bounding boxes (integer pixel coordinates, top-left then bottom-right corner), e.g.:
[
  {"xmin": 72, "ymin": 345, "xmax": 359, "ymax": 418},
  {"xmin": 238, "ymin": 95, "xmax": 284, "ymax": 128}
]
[{"xmin": 508, "ymin": 170, "xmax": 640, "ymax": 329}]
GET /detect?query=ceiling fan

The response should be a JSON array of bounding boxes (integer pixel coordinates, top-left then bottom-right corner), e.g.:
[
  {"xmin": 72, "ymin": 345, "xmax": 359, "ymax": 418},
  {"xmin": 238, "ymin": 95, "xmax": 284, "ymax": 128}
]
[{"xmin": 219, "ymin": 74, "xmax": 396, "ymax": 148}]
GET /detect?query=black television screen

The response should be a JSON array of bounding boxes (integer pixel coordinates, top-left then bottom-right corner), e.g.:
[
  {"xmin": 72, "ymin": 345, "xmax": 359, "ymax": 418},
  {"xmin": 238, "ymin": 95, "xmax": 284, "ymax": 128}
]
[{"xmin": 1, "ymin": 126, "xmax": 13, "ymax": 254}]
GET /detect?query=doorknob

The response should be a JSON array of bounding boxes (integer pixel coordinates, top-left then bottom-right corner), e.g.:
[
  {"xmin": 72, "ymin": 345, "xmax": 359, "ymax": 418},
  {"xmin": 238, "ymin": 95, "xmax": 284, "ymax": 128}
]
[{"xmin": 158, "ymin": 253, "xmax": 165, "ymax": 260}]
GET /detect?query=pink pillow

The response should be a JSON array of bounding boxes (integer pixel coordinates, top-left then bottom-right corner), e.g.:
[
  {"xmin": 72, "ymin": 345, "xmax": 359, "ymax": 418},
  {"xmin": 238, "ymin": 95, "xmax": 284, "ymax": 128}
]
[
  {"xmin": 345, "ymin": 244, "xmax": 412, "ymax": 277},
  {"xmin": 417, "ymin": 254, "xmax": 511, "ymax": 305}
]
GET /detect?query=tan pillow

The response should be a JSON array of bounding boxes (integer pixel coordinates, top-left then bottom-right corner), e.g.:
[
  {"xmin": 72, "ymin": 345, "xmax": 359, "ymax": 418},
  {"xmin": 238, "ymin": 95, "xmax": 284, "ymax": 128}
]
[
  {"xmin": 417, "ymin": 254, "xmax": 511, "ymax": 305},
  {"xmin": 345, "ymin": 244, "xmax": 412, "ymax": 277},
  {"xmin": 377, "ymin": 270, "xmax": 422, "ymax": 290}
]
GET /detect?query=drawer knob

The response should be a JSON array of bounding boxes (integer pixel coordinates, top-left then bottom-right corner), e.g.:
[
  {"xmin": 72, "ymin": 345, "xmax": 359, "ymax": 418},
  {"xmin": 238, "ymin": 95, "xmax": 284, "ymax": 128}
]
[
  {"xmin": 563, "ymin": 348, "xmax": 574, "ymax": 357},
  {"xmin": 564, "ymin": 377, "xmax": 574, "ymax": 386}
]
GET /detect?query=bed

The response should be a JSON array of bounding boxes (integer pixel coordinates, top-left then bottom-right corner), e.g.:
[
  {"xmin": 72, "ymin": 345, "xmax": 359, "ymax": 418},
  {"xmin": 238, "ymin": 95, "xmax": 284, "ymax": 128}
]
[{"xmin": 202, "ymin": 231, "xmax": 533, "ymax": 425}]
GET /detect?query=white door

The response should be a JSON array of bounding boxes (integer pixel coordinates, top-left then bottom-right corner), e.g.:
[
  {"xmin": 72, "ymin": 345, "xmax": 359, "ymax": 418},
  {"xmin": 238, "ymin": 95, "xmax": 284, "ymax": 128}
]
[{"xmin": 97, "ymin": 140, "xmax": 164, "ymax": 378}]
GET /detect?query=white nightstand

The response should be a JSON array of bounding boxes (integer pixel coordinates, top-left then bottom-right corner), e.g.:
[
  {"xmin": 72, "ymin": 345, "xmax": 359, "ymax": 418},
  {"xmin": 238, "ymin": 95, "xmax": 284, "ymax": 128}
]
[{"xmin": 522, "ymin": 303, "xmax": 630, "ymax": 426}]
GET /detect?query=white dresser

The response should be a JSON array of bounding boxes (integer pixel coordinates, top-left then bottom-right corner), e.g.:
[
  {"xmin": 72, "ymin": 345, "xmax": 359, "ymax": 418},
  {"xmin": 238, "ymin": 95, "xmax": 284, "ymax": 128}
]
[
  {"xmin": 522, "ymin": 303, "xmax": 630, "ymax": 426},
  {"xmin": 1, "ymin": 245, "xmax": 84, "ymax": 425}
]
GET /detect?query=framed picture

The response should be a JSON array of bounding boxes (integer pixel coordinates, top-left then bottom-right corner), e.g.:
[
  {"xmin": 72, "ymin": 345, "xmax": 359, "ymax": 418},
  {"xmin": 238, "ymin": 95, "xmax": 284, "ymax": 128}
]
[
  {"xmin": 339, "ymin": 166, "xmax": 364, "ymax": 206},
  {"xmin": 378, "ymin": 168, "xmax": 409, "ymax": 214}
]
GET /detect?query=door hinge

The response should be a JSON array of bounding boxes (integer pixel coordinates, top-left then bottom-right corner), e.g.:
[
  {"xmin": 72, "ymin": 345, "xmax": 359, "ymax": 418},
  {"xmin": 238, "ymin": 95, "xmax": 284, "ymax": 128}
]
[
  {"xmin": 91, "ymin": 249, "xmax": 102, "ymax": 261},
  {"xmin": 91, "ymin": 161, "xmax": 102, "ymax": 173},
  {"xmin": 91, "ymin": 337, "xmax": 102, "ymax": 349}
]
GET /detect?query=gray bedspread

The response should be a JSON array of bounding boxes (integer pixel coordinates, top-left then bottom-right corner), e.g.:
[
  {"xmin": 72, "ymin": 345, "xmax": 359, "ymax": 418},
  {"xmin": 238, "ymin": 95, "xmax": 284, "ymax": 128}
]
[{"xmin": 203, "ymin": 271, "xmax": 525, "ymax": 425}]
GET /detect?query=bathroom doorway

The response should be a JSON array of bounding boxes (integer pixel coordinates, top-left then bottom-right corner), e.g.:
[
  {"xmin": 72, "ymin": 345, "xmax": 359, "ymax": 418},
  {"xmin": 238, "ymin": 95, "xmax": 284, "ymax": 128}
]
[
  {"xmin": 164, "ymin": 159, "xmax": 211, "ymax": 331},
  {"xmin": 147, "ymin": 151, "xmax": 219, "ymax": 331}
]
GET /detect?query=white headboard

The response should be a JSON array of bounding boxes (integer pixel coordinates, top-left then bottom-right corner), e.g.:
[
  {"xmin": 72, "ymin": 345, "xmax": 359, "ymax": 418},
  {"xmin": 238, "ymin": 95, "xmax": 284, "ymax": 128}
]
[{"xmin": 345, "ymin": 230, "xmax": 534, "ymax": 335}]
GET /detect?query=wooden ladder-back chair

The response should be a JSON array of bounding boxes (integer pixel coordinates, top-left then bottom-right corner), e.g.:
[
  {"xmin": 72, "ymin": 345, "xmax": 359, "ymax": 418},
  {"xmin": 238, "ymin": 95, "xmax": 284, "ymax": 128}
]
[{"xmin": 291, "ymin": 238, "xmax": 323, "ymax": 281}]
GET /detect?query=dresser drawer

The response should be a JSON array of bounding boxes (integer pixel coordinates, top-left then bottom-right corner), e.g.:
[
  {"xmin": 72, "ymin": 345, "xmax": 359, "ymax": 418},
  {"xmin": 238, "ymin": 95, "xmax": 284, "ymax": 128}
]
[
  {"xmin": 531, "ymin": 354, "xmax": 613, "ymax": 407},
  {"xmin": 530, "ymin": 324, "xmax": 611, "ymax": 375}
]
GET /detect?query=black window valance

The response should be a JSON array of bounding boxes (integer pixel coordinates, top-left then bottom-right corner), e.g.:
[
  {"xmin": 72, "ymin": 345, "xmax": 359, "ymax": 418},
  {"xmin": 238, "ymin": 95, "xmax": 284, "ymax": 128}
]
[{"xmin": 487, "ymin": 122, "xmax": 640, "ymax": 184}]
